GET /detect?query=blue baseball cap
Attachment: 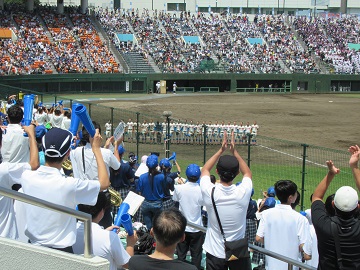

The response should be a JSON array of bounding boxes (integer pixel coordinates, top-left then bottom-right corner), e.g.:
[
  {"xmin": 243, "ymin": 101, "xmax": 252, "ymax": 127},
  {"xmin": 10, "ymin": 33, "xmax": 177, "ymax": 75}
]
[
  {"xmin": 264, "ymin": 197, "xmax": 276, "ymax": 208},
  {"xmin": 35, "ymin": 125, "xmax": 47, "ymax": 138},
  {"xmin": 160, "ymin": 158, "xmax": 171, "ymax": 168},
  {"xmin": 117, "ymin": 145, "xmax": 125, "ymax": 155},
  {"xmin": 146, "ymin": 154, "xmax": 158, "ymax": 169},
  {"xmin": 267, "ymin": 186, "xmax": 276, "ymax": 197},
  {"xmin": 186, "ymin": 164, "xmax": 201, "ymax": 181}
]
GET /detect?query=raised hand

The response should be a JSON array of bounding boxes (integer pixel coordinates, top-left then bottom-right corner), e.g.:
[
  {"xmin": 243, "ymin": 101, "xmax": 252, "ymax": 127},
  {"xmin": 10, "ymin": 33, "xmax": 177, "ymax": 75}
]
[
  {"xmin": 349, "ymin": 145, "xmax": 360, "ymax": 169},
  {"xmin": 326, "ymin": 160, "xmax": 340, "ymax": 175}
]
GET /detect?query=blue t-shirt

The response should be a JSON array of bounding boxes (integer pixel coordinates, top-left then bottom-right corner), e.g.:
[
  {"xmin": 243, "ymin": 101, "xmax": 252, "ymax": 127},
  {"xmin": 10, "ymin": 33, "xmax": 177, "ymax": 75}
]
[
  {"xmin": 136, "ymin": 172, "xmax": 165, "ymax": 201},
  {"xmin": 110, "ymin": 160, "xmax": 135, "ymax": 188}
]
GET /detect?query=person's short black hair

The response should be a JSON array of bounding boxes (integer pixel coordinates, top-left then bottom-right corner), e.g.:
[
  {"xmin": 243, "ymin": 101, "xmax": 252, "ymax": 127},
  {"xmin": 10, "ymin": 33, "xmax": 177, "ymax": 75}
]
[
  {"xmin": 82, "ymin": 121, "xmax": 101, "ymax": 143},
  {"xmin": 45, "ymin": 155, "xmax": 67, "ymax": 164},
  {"xmin": 210, "ymin": 175, "xmax": 216, "ymax": 184},
  {"xmin": 64, "ymin": 111, "xmax": 71, "ymax": 118},
  {"xmin": 78, "ymin": 192, "xmax": 111, "ymax": 219},
  {"xmin": 152, "ymin": 208, "xmax": 186, "ymax": 247},
  {"xmin": 7, "ymin": 105, "xmax": 23, "ymax": 124},
  {"xmin": 334, "ymin": 205, "xmax": 358, "ymax": 219},
  {"xmin": 325, "ymin": 193, "xmax": 335, "ymax": 216},
  {"xmin": 274, "ymin": 180, "xmax": 297, "ymax": 204}
]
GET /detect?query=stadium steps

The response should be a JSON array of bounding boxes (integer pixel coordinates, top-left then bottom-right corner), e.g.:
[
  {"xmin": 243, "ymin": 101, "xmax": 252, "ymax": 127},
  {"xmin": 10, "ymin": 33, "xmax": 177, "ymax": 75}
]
[
  {"xmin": 62, "ymin": 14, "xmax": 93, "ymax": 73},
  {"xmin": 121, "ymin": 52, "xmax": 156, "ymax": 73},
  {"xmin": 90, "ymin": 15, "xmax": 129, "ymax": 73},
  {"xmin": 157, "ymin": 18, "xmax": 175, "ymax": 48},
  {"xmin": 35, "ymin": 14, "xmax": 58, "ymax": 74}
]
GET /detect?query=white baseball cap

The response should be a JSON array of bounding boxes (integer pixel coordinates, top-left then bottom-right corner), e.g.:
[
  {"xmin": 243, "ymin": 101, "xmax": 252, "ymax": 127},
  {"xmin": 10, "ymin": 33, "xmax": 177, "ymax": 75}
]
[{"xmin": 334, "ymin": 186, "xmax": 359, "ymax": 212}]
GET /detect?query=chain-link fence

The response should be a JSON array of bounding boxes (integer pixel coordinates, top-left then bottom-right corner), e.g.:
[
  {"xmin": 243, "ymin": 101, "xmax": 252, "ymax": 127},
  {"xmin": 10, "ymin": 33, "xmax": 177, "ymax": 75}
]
[{"xmin": 0, "ymin": 84, "xmax": 353, "ymax": 210}]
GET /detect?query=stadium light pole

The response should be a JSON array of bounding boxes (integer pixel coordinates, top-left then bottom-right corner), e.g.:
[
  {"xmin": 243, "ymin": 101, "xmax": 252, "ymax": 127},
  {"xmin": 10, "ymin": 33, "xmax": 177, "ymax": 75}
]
[{"xmin": 163, "ymin": 111, "xmax": 172, "ymax": 158}]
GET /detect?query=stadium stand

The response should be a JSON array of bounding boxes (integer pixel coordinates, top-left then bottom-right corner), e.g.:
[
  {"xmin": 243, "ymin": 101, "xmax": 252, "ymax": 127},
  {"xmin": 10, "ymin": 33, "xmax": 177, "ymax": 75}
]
[{"xmin": 0, "ymin": 4, "xmax": 359, "ymax": 75}]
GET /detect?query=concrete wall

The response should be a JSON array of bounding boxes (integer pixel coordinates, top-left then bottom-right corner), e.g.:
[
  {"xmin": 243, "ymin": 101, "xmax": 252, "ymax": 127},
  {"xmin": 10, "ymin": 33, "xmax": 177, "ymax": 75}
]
[{"xmin": 0, "ymin": 237, "xmax": 110, "ymax": 270}]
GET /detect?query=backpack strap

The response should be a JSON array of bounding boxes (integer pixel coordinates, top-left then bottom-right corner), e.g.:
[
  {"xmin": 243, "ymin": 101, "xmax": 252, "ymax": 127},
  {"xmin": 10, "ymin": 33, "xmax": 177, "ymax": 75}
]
[{"xmin": 331, "ymin": 221, "xmax": 344, "ymax": 270}]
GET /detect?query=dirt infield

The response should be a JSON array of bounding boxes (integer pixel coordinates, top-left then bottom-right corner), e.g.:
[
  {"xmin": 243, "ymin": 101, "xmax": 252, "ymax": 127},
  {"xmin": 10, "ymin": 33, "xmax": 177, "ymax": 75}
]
[{"xmin": 86, "ymin": 93, "xmax": 358, "ymax": 151}]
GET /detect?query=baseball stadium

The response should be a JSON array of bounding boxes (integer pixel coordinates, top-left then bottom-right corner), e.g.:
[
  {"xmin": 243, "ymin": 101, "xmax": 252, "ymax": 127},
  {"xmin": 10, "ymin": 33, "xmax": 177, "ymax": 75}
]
[{"xmin": 0, "ymin": 0, "xmax": 360, "ymax": 269}]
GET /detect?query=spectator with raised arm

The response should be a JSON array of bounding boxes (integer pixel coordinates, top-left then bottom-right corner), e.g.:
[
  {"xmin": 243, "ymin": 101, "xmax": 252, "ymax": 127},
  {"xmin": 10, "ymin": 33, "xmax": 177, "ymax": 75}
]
[
  {"xmin": 200, "ymin": 131, "xmax": 252, "ymax": 270},
  {"xmin": 310, "ymin": 146, "xmax": 360, "ymax": 269}
]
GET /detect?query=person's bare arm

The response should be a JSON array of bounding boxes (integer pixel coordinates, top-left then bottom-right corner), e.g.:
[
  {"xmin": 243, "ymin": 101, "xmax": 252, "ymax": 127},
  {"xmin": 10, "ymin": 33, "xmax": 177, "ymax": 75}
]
[
  {"xmin": 123, "ymin": 232, "xmax": 138, "ymax": 268},
  {"xmin": 201, "ymin": 131, "xmax": 227, "ymax": 177},
  {"xmin": 113, "ymin": 135, "xmax": 124, "ymax": 162},
  {"xmin": 255, "ymin": 235, "xmax": 264, "ymax": 244},
  {"xmin": 229, "ymin": 131, "xmax": 252, "ymax": 178},
  {"xmin": 90, "ymin": 129, "xmax": 110, "ymax": 191},
  {"xmin": 23, "ymin": 125, "xmax": 39, "ymax": 170},
  {"xmin": 174, "ymin": 160, "xmax": 181, "ymax": 174},
  {"xmin": 104, "ymin": 136, "xmax": 114, "ymax": 149},
  {"xmin": 312, "ymin": 160, "xmax": 340, "ymax": 203},
  {"xmin": 349, "ymin": 145, "xmax": 360, "ymax": 191}
]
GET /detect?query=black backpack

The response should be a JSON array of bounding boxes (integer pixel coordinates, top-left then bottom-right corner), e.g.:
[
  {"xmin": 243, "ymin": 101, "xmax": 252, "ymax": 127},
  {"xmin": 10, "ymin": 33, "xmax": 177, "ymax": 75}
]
[{"xmin": 134, "ymin": 227, "xmax": 155, "ymax": 255}]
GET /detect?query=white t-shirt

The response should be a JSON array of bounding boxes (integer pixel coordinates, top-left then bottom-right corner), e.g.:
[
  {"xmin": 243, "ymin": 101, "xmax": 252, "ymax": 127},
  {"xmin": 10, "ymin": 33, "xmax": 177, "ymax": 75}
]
[
  {"xmin": 50, "ymin": 113, "xmax": 63, "ymax": 128},
  {"xmin": 303, "ymin": 224, "xmax": 319, "ymax": 268},
  {"xmin": 256, "ymin": 204, "xmax": 310, "ymax": 270},
  {"xmin": 61, "ymin": 117, "xmax": 71, "ymax": 130},
  {"xmin": 70, "ymin": 143, "xmax": 120, "ymax": 180},
  {"xmin": 0, "ymin": 162, "xmax": 31, "ymax": 239},
  {"xmin": 73, "ymin": 222, "xmax": 130, "ymax": 270},
  {"xmin": 14, "ymin": 165, "xmax": 100, "ymax": 248},
  {"xmin": 200, "ymin": 175, "xmax": 252, "ymax": 258},
  {"xmin": 173, "ymin": 181, "xmax": 204, "ymax": 233},
  {"xmin": 34, "ymin": 112, "xmax": 48, "ymax": 126},
  {"xmin": 1, "ymin": 124, "xmax": 30, "ymax": 163}
]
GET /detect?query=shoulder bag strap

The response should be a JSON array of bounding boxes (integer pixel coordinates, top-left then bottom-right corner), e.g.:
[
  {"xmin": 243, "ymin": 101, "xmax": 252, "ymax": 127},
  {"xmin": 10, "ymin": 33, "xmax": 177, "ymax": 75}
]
[
  {"xmin": 331, "ymin": 221, "xmax": 344, "ymax": 270},
  {"xmin": 211, "ymin": 186, "xmax": 227, "ymax": 242},
  {"xmin": 82, "ymin": 146, "xmax": 85, "ymax": 173}
]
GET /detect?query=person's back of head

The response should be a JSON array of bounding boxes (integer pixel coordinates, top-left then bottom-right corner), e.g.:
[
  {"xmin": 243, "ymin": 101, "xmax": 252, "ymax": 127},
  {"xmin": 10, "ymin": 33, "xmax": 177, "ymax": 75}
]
[
  {"xmin": 54, "ymin": 109, "xmax": 61, "ymax": 116},
  {"xmin": 216, "ymin": 155, "xmax": 239, "ymax": 183},
  {"xmin": 64, "ymin": 111, "xmax": 71, "ymax": 119},
  {"xmin": 7, "ymin": 105, "xmax": 23, "ymax": 124},
  {"xmin": 82, "ymin": 121, "xmax": 101, "ymax": 144},
  {"xmin": 152, "ymin": 208, "xmax": 186, "ymax": 247},
  {"xmin": 333, "ymin": 186, "xmax": 359, "ymax": 219},
  {"xmin": 274, "ymin": 180, "xmax": 297, "ymax": 204},
  {"xmin": 42, "ymin": 127, "xmax": 73, "ymax": 165},
  {"xmin": 325, "ymin": 194, "xmax": 335, "ymax": 216},
  {"xmin": 78, "ymin": 192, "xmax": 111, "ymax": 219}
]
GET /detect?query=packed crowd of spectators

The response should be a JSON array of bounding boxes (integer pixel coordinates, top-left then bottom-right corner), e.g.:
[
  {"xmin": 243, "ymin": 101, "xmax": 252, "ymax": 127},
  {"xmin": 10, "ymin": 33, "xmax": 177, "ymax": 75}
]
[
  {"xmin": 69, "ymin": 10, "xmax": 122, "ymax": 73},
  {"xmin": 1, "ymin": 4, "xmax": 360, "ymax": 75},
  {"xmin": 0, "ymin": 9, "xmax": 53, "ymax": 75},
  {"xmin": 294, "ymin": 16, "xmax": 360, "ymax": 74},
  {"xmin": 258, "ymin": 15, "xmax": 319, "ymax": 74}
]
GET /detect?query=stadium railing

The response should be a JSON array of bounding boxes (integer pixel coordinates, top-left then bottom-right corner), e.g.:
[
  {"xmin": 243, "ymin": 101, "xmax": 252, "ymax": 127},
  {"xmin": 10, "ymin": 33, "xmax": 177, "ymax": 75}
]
[
  {"xmin": 0, "ymin": 186, "xmax": 94, "ymax": 258},
  {"xmin": 236, "ymin": 87, "xmax": 289, "ymax": 93},
  {"xmin": 187, "ymin": 221, "xmax": 317, "ymax": 270}
]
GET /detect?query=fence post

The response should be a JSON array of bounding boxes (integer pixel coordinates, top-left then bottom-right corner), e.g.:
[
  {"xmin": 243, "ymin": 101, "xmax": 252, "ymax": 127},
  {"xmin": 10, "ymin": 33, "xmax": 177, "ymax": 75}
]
[
  {"xmin": 110, "ymin": 107, "xmax": 114, "ymax": 136},
  {"xmin": 69, "ymin": 99, "xmax": 73, "ymax": 108},
  {"xmin": 203, "ymin": 124, "xmax": 207, "ymax": 165},
  {"xmin": 88, "ymin": 103, "xmax": 92, "ymax": 118},
  {"xmin": 300, "ymin": 143, "xmax": 308, "ymax": 211},
  {"xmin": 247, "ymin": 134, "xmax": 252, "ymax": 168},
  {"xmin": 136, "ymin": 112, "xmax": 140, "ymax": 159}
]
